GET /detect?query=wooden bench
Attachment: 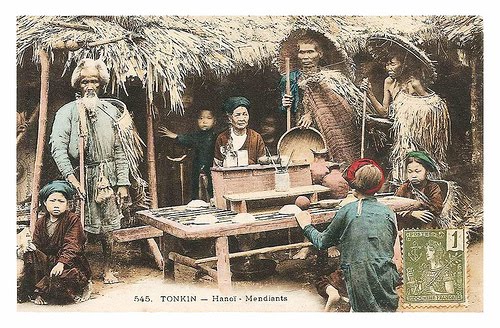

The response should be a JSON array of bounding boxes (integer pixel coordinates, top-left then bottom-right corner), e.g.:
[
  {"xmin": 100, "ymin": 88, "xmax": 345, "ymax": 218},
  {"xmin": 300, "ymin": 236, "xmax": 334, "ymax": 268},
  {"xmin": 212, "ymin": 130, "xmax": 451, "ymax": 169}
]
[
  {"xmin": 113, "ymin": 225, "xmax": 164, "ymax": 270},
  {"xmin": 223, "ymin": 184, "xmax": 331, "ymax": 213},
  {"xmin": 113, "ymin": 225, "xmax": 163, "ymax": 243}
]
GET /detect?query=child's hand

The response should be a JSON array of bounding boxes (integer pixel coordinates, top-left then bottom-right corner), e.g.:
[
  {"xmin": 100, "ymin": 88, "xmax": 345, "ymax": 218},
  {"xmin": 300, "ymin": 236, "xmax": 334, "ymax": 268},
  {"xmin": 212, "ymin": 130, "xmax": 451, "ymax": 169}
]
[
  {"xmin": 411, "ymin": 210, "xmax": 434, "ymax": 223},
  {"xmin": 158, "ymin": 126, "xmax": 177, "ymax": 139},
  {"xmin": 295, "ymin": 210, "xmax": 312, "ymax": 229},
  {"xmin": 50, "ymin": 262, "xmax": 65, "ymax": 277}
]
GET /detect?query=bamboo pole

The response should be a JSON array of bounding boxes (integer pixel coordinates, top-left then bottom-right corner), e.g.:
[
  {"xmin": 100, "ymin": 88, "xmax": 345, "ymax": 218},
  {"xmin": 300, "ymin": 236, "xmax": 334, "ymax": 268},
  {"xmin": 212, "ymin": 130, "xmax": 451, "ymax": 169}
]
[
  {"xmin": 144, "ymin": 69, "xmax": 163, "ymax": 269},
  {"xmin": 29, "ymin": 50, "xmax": 50, "ymax": 233},
  {"xmin": 360, "ymin": 90, "xmax": 367, "ymax": 158},
  {"xmin": 285, "ymin": 57, "xmax": 291, "ymax": 131},
  {"xmin": 195, "ymin": 241, "xmax": 312, "ymax": 264}
]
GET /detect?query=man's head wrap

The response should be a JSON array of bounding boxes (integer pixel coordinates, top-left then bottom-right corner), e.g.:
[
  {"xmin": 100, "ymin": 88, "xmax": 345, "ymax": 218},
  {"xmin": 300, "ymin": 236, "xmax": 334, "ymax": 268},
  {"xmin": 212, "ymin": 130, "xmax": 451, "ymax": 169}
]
[
  {"xmin": 71, "ymin": 58, "xmax": 110, "ymax": 89},
  {"xmin": 406, "ymin": 151, "xmax": 437, "ymax": 172},
  {"xmin": 39, "ymin": 180, "xmax": 76, "ymax": 203},
  {"xmin": 344, "ymin": 158, "xmax": 385, "ymax": 195},
  {"xmin": 222, "ymin": 96, "xmax": 251, "ymax": 115}
]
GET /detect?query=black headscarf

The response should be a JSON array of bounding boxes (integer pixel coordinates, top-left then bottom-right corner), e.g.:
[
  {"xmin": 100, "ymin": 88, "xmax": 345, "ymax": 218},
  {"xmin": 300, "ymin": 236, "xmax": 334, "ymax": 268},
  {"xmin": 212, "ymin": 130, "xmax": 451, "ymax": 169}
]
[
  {"xmin": 222, "ymin": 96, "xmax": 251, "ymax": 114},
  {"xmin": 39, "ymin": 180, "xmax": 76, "ymax": 203}
]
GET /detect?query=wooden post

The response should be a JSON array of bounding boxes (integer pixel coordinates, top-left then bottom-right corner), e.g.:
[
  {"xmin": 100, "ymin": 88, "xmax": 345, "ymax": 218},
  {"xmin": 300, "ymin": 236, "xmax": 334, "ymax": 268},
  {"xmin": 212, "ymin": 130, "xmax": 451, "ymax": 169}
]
[
  {"xmin": 29, "ymin": 49, "xmax": 50, "ymax": 233},
  {"xmin": 285, "ymin": 57, "xmax": 291, "ymax": 131},
  {"xmin": 146, "ymin": 99, "xmax": 158, "ymax": 208},
  {"xmin": 215, "ymin": 236, "xmax": 232, "ymax": 294},
  {"xmin": 470, "ymin": 58, "xmax": 483, "ymax": 166},
  {"xmin": 360, "ymin": 90, "xmax": 367, "ymax": 158}
]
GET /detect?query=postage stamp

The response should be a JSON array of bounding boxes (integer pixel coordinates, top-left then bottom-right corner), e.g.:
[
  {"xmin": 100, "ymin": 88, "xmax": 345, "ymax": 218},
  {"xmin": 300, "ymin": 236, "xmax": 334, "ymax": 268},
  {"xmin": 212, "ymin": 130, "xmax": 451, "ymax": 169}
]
[{"xmin": 402, "ymin": 229, "xmax": 467, "ymax": 306}]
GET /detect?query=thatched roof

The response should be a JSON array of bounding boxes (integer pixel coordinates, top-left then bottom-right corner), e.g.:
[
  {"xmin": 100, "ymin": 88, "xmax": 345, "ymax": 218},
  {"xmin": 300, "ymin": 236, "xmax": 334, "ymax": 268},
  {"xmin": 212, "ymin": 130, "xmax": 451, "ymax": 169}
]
[
  {"xmin": 17, "ymin": 15, "xmax": 238, "ymax": 114},
  {"xmin": 17, "ymin": 16, "xmax": 482, "ymax": 114}
]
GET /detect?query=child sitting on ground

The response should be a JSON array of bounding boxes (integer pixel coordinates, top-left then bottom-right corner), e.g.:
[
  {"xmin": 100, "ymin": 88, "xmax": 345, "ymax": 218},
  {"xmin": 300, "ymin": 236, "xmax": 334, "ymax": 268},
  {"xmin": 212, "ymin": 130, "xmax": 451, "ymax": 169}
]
[
  {"xmin": 159, "ymin": 109, "xmax": 217, "ymax": 202},
  {"xmin": 394, "ymin": 151, "xmax": 444, "ymax": 229},
  {"xmin": 295, "ymin": 159, "xmax": 400, "ymax": 312},
  {"xmin": 17, "ymin": 180, "xmax": 92, "ymax": 305}
]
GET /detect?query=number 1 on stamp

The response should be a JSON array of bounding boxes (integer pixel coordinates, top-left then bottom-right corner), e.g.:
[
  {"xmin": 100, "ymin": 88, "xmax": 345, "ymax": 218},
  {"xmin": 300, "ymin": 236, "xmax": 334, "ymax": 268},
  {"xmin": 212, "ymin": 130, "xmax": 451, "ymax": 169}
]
[{"xmin": 447, "ymin": 229, "xmax": 464, "ymax": 251}]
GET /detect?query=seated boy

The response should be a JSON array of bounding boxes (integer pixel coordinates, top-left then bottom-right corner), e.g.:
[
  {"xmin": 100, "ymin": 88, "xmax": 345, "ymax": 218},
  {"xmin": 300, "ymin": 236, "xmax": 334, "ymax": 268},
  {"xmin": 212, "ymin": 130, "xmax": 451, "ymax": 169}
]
[
  {"xmin": 17, "ymin": 180, "xmax": 92, "ymax": 305},
  {"xmin": 296, "ymin": 159, "xmax": 400, "ymax": 312}
]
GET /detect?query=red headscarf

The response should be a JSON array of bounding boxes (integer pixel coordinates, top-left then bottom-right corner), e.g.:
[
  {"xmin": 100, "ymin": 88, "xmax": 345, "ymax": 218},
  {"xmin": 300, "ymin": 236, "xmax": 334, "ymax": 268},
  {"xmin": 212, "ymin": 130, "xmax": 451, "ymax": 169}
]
[{"xmin": 344, "ymin": 158, "xmax": 385, "ymax": 195}]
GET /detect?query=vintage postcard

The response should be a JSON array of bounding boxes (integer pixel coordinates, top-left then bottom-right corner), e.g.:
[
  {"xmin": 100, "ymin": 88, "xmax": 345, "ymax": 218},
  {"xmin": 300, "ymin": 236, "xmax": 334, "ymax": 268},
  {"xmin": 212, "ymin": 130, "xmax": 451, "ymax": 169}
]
[{"xmin": 15, "ymin": 14, "xmax": 484, "ymax": 315}]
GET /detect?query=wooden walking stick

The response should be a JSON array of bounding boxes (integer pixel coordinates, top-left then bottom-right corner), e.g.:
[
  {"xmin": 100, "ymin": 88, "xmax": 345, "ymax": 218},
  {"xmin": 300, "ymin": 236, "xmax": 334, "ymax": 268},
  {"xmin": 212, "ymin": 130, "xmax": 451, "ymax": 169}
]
[
  {"xmin": 77, "ymin": 99, "xmax": 88, "ymax": 226},
  {"xmin": 167, "ymin": 155, "xmax": 188, "ymax": 204},
  {"xmin": 285, "ymin": 57, "xmax": 291, "ymax": 131},
  {"xmin": 360, "ymin": 89, "xmax": 368, "ymax": 158}
]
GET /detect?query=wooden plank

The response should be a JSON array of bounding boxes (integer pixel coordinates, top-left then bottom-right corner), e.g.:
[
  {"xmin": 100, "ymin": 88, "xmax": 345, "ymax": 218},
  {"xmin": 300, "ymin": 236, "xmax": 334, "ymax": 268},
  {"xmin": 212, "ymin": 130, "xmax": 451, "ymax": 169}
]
[
  {"xmin": 224, "ymin": 185, "xmax": 330, "ymax": 202},
  {"xmin": 112, "ymin": 225, "xmax": 163, "ymax": 242},
  {"xmin": 215, "ymin": 236, "xmax": 232, "ymax": 294},
  {"xmin": 195, "ymin": 241, "xmax": 313, "ymax": 264}
]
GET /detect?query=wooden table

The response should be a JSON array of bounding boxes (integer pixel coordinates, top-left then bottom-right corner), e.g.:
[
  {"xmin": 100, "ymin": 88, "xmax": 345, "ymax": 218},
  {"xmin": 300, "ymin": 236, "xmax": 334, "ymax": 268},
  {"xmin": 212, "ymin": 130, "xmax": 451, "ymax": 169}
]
[{"xmin": 136, "ymin": 196, "xmax": 418, "ymax": 293}]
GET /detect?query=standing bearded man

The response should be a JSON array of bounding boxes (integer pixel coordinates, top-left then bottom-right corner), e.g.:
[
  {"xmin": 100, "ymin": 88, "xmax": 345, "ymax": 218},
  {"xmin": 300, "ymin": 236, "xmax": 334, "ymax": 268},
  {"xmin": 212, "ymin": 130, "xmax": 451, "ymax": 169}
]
[{"xmin": 50, "ymin": 59, "xmax": 130, "ymax": 284}]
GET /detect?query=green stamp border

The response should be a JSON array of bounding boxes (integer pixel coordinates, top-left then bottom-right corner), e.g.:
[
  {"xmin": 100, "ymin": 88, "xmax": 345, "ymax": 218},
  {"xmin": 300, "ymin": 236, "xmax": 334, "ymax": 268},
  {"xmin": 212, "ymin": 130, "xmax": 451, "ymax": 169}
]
[{"xmin": 401, "ymin": 228, "xmax": 469, "ymax": 308}]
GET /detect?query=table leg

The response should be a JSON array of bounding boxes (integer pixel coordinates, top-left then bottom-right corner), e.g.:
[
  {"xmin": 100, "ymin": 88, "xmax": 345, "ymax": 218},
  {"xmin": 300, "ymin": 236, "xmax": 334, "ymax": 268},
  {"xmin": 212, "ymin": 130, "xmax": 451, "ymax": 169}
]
[
  {"xmin": 310, "ymin": 192, "xmax": 319, "ymax": 203},
  {"xmin": 215, "ymin": 236, "xmax": 232, "ymax": 294},
  {"xmin": 160, "ymin": 233, "xmax": 179, "ymax": 280}
]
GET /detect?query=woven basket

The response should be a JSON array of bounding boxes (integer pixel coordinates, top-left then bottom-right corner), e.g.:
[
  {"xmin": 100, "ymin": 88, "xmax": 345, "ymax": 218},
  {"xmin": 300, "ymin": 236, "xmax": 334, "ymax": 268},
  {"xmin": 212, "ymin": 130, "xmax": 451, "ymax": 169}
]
[{"xmin": 277, "ymin": 127, "xmax": 326, "ymax": 164}]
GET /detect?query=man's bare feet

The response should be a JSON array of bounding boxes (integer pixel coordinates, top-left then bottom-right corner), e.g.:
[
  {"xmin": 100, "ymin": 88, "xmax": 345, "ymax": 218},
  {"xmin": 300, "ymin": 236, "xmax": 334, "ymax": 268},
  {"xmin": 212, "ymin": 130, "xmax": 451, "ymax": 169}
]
[
  {"xmin": 292, "ymin": 247, "xmax": 311, "ymax": 260},
  {"xmin": 32, "ymin": 295, "xmax": 47, "ymax": 305},
  {"xmin": 103, "ymin": 270, "xmax": 119, "ymax": 284}
]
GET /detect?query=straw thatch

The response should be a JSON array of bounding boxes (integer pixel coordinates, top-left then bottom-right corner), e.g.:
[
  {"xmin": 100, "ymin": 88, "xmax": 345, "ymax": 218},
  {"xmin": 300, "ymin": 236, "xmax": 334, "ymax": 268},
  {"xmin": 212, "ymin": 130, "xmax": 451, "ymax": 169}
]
[
  {"xmin": 17, "ymin": 15, "xmax": 481, "ymax": 115},
  {"xmin": 17, "ymin": 15, "xmax": 238, "ymax": 114}
]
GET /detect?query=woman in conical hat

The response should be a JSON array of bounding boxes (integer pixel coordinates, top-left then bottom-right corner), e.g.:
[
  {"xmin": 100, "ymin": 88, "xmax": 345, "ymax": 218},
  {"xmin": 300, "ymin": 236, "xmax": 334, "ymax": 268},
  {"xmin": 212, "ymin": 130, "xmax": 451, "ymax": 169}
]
[{"xmin": 365, "ymin": 33, "xmax": 450, "ymax": 182}]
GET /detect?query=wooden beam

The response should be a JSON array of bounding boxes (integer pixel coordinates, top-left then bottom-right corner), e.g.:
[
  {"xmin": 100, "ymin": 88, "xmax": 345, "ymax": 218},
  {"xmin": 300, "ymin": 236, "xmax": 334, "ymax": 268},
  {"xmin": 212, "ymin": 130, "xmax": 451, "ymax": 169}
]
[
  {"xmin": 195, "ymin": 241, "xmax": 312, "ymax": 264},
  {"xmin": 29, "ymin": 50, "xmax": 50, "ymax": 233}
]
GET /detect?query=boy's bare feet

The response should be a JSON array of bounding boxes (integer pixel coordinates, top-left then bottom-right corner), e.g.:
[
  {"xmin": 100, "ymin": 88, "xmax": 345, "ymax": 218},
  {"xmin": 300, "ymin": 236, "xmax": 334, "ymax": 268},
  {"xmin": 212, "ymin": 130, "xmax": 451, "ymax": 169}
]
[
  {"xmin": 324, "ymin": 285, "xmax": 341, "ymax": 311},
  {"xmin": 32, "ymin": 295, "xmax": 47, "ymax": 305},
  {"xmin": 74, "ymin": 281, "xmax": 93, "ymax": 302}
]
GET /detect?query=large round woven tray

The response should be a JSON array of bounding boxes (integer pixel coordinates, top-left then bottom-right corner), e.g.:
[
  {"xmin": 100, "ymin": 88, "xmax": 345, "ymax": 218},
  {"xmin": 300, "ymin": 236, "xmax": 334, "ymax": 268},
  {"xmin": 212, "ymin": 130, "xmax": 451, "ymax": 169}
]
[{"xmin": 277, "ymin": 127, "xmax": 327, "ymax": 164}]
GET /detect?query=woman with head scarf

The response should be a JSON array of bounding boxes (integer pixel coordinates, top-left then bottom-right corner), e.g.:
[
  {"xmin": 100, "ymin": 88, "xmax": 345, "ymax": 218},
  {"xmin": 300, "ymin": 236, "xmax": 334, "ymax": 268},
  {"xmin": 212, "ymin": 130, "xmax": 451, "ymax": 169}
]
[
  {"xmin": 295, "ymin": 159, "xmax": 399, "ymax": 312},
  {"xmin": 17, "ymin": 180, "xmax": 92, "ymax": 305},
  {"xmin": 213, "ymin": 96, "xmax": 265, "ymax": 166}
]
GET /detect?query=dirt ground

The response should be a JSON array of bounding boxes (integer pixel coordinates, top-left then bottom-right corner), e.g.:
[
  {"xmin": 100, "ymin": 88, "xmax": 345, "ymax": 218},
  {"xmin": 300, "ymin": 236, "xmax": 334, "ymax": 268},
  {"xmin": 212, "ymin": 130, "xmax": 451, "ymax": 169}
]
[{"xmin": 17, "ymin": 236, "xmax": 483, "ymax": 313}]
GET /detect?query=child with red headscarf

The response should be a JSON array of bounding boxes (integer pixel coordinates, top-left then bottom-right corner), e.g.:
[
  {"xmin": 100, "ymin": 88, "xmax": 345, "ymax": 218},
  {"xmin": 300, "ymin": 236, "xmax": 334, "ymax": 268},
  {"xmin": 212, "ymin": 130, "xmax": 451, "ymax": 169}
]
[{"xmin": 295, "ymin": 159, "xmax": 399, "ymax": 312}]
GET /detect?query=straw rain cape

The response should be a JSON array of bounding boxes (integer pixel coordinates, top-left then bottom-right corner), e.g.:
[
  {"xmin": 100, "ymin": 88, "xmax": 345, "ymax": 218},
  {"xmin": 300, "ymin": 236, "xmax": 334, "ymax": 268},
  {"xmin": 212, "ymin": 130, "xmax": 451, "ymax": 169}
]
[
  {"xmin": 101, "ymin": 99, "xmax": 149, "ymax": 208},
  {"xmin": 297, "ymin": 70, "xmax": 380, "ymax": 163},
  {"xmin": 390, "ymin": 91, "xmax": 451, "ymax": 182}
]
